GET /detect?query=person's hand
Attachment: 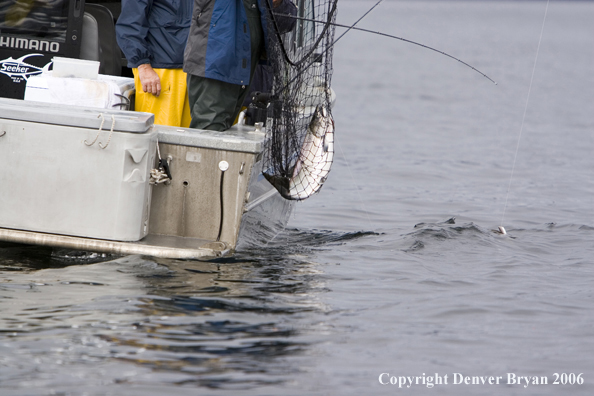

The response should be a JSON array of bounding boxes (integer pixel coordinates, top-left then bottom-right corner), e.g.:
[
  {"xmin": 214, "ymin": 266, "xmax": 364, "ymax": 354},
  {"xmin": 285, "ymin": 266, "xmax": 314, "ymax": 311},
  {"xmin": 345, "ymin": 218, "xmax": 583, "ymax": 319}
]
[
  {"xmin": 272, "ymin": 0, "xmax": 281, "ymax": 7},
  {"xmin": 137, "ymin": 63, "xmax": 161, "ymax": 97}
]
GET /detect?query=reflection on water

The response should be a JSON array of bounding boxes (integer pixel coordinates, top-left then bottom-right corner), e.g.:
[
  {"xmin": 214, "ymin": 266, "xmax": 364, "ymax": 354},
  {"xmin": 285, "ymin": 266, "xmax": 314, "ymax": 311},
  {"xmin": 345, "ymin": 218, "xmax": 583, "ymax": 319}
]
[{"xmin": 0, "ymin": 231, "xmax": 368, "ymax": 392}]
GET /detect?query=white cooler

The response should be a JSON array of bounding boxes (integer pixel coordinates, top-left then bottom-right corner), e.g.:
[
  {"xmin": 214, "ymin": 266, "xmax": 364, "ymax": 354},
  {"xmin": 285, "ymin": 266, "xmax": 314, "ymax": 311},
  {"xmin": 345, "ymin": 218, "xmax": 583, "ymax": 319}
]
[{"xmin": 0, "ymin": 98, "xmax": 156, "ymax": 241}]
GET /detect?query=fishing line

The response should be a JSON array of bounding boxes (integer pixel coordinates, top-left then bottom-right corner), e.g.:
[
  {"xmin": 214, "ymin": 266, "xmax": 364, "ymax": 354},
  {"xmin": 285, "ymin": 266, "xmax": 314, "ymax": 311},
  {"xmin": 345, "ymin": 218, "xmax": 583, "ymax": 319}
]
[
  {"xmin": 272, "ymin": 12, "xmax": 497, "ymax": 85},
  {"xmin": 316, "ymin": 2, "xmax": 384, "ymax": 232},
  {"xmin": 499, "ymin": 0, "xmax": 550, "ymax": 235},
  {"xmin": 273, "ymin": 0, "xmax": 384, "ymax": 95}
]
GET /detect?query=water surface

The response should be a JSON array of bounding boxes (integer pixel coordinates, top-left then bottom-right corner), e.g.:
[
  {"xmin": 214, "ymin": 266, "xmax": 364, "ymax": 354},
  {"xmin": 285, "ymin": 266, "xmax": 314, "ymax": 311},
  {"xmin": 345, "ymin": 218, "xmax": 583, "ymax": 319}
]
[{"xmin": 1, "ymin": 1, "xmax": 593, "ymax": 395}]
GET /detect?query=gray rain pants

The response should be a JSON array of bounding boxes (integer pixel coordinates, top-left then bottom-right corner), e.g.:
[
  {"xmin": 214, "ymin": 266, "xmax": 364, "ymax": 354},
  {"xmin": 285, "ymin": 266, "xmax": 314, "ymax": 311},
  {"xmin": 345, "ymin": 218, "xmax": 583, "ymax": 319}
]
[{"xmin": 187, "ymin": 0, "xmax": 264, "ymax": 131}]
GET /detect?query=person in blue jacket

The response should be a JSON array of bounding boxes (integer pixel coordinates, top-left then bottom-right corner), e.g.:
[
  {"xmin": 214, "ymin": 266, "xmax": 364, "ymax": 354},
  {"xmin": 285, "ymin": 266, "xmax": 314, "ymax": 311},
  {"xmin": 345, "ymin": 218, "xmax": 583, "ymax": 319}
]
[
  {"xmin": 183, "ymin": 0, "xmax": 296, "ymax": 131},
  {"xmin": 116, "ymin": 0, "xmax": 193, "ymax": 127}
]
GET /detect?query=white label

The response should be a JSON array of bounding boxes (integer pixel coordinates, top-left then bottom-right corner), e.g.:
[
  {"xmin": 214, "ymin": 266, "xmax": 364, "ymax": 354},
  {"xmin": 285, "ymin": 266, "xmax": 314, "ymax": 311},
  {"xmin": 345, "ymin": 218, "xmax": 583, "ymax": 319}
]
[{"xmin": 185, "ymin": 151, "xmax": 202, "ymax": 163}]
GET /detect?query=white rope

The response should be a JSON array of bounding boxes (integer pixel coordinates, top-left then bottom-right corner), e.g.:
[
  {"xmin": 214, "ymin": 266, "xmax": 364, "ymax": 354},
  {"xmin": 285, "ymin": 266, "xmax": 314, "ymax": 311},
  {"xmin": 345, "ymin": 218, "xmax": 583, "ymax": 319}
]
[
  {"xmin": 84, "ymin": 114, "xmax": 105, "ymax": 146},
  {"xmin": 156, "ymin": 138, "xmax": 162, "ymax": 161},
  {"xmin": 98, "ymin": 115, "xmax": 115, "ymax": 149},
  {"xmin": 149, "ymin": 168, "xmax": 172, "ymax": 184},
  {"xmin": 149, "ymin": 139, "xmax": 172, "ymax": 185}
]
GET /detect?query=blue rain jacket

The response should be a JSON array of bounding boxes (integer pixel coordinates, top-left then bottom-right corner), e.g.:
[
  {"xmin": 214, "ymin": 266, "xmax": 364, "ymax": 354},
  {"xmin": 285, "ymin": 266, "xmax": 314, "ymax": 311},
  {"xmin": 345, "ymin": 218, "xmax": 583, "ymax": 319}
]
[
  {"xmin": 115, "ymin": 0, "xmax": 193, "ymax": 69},
  {"xmin": 184, "ymin": 0, "xmax": 296, "ymax": 86}
]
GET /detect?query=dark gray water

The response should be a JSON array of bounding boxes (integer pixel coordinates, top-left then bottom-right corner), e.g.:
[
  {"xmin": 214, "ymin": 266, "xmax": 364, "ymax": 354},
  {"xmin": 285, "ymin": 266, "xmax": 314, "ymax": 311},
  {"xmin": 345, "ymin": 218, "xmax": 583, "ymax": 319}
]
[{"xmin": 1, "ymin": 1, "xmax": 593, "ymax": 395}]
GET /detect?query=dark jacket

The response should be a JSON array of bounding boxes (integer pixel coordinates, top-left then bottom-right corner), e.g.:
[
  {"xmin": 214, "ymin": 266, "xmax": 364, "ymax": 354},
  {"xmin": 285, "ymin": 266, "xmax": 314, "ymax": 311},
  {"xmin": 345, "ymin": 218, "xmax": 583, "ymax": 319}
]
[
  {"xmin": 115, "ymin": 0, "xmax": 193, "ymax": 69},
  {"xmin": 183, "ymin": 0, "xmax": 296, "ymax": 86}
]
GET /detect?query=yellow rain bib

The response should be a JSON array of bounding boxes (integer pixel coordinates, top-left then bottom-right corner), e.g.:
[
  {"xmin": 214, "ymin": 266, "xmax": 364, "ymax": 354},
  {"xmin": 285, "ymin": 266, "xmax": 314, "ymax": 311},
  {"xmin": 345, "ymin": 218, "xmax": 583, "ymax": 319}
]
[{"xmin": 133, "ymin": 68, "xmax": 191, "ymax": 128}]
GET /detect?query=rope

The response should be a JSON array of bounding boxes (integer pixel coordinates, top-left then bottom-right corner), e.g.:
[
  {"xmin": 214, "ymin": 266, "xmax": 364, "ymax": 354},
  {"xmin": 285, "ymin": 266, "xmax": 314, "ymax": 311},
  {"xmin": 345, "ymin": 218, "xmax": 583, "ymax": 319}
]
[
  {"xmin": 98, "ymin": 115, "xmax": 115, "ymax": 149},
  {"xmin": 149, "ymin": 140, "xmax": 173, "ymax": 185},
  {"xmin": 84, "ymin": 114, "xmax": 105, "ymax": 146}
]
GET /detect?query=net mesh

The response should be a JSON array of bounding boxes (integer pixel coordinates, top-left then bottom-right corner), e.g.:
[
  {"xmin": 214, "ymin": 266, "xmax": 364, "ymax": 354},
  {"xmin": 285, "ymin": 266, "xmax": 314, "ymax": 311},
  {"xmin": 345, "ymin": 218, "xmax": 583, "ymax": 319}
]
[{"xmin": 260, "ymin": 0, "xmax": 338, "ymax": 201}]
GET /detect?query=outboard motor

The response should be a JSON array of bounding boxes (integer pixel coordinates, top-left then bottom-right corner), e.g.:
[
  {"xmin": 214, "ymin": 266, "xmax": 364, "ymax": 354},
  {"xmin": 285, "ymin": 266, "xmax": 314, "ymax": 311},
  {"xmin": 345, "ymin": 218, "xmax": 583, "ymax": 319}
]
[{"xmin": 0, "ymin": 0, "xmax": 85, "ymax": 99}]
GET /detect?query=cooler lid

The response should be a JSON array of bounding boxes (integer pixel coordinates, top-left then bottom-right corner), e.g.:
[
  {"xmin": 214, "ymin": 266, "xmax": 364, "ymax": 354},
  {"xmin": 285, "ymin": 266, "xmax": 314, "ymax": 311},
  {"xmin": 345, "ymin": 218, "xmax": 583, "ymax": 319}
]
[{"xmin": 0, "ymin": 97, "xmax": 154, "ymax": 133}]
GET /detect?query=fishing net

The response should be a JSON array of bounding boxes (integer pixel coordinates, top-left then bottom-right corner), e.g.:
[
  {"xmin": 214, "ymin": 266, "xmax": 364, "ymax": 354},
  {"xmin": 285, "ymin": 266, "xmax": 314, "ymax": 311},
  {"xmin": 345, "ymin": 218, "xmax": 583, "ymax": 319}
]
[{"xmin": 257, "ymin": 0, "xmax": 338, "ymax": 201}]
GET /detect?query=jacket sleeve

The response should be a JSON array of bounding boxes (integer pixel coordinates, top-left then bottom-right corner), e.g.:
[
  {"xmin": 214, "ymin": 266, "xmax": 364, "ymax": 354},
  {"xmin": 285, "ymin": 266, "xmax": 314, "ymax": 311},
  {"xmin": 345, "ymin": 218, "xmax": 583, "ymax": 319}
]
[{"xmin": 115, "ymin": 0, "xmax": 153, "ymax": 68}]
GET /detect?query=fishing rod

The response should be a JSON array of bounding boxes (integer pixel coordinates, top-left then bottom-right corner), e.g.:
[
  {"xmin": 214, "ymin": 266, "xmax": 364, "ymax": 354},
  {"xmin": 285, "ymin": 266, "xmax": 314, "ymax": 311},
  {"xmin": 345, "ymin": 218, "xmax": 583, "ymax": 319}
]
[
  {"xmin": 321, "ymin": 0, "xmax": 385, "ymax": 58},
  {"xmin": 270, "ymin": 0, "xmax": 385, "ymax": 95},
  {"xmin": 272, "ymin": 11, "xmax": 497, "ymax": 85}
]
